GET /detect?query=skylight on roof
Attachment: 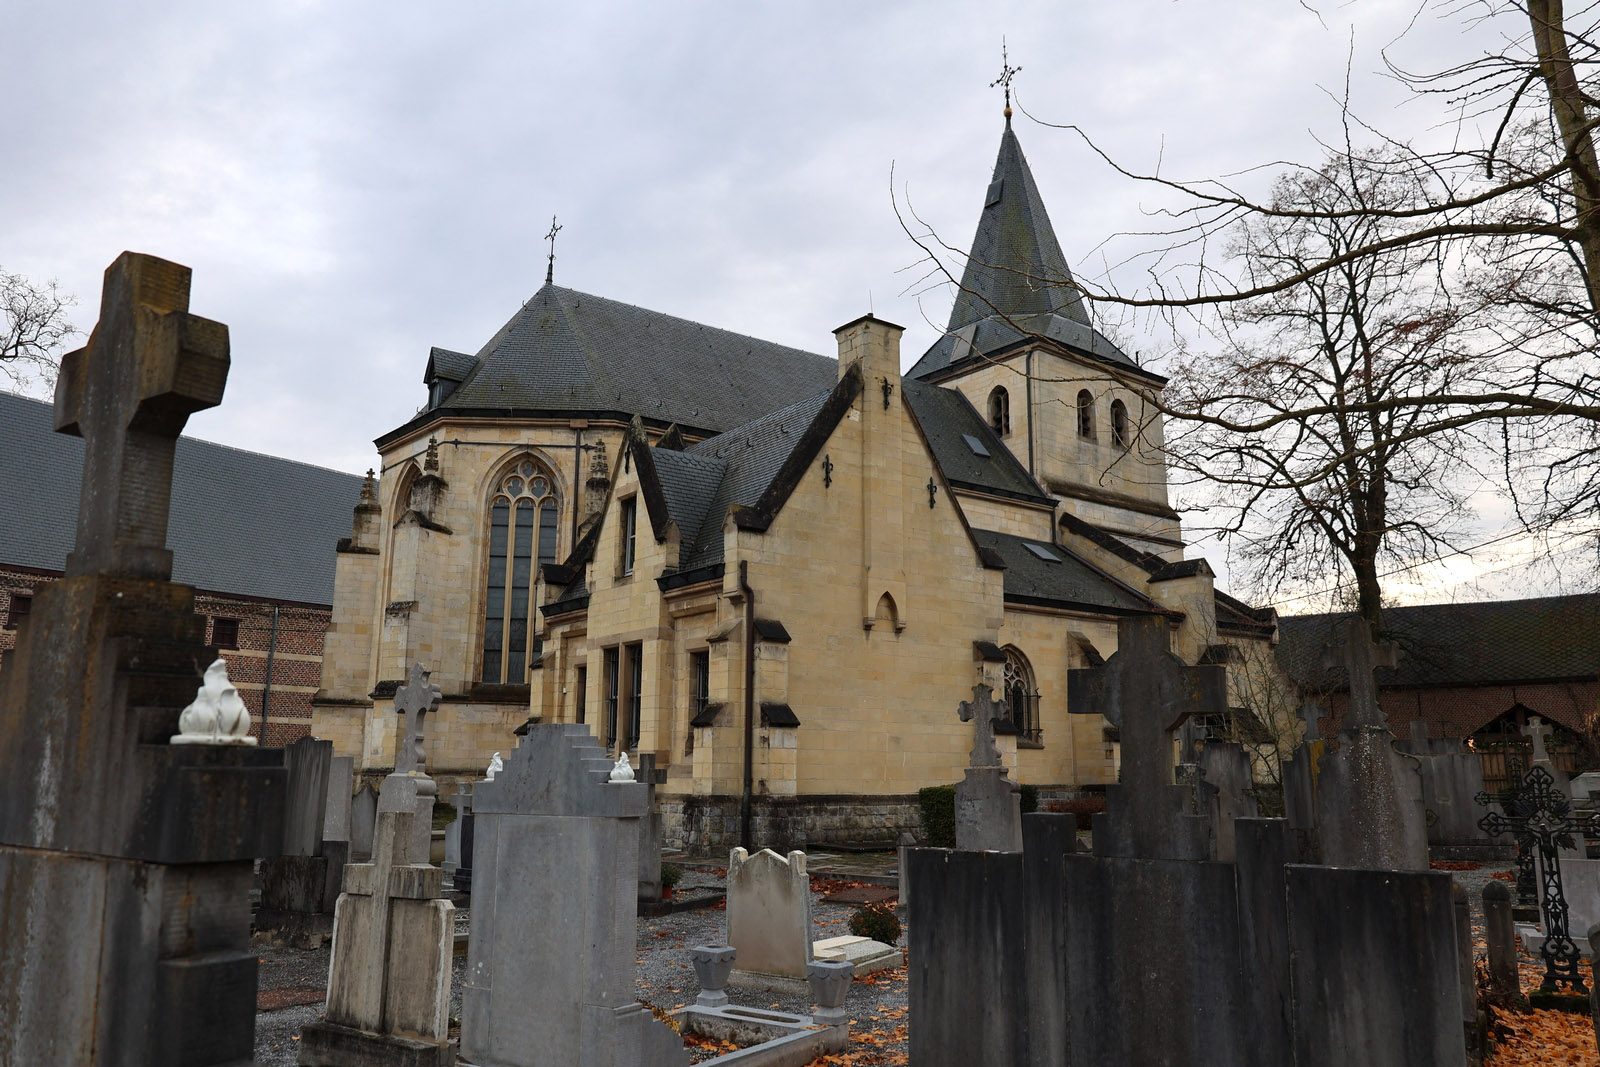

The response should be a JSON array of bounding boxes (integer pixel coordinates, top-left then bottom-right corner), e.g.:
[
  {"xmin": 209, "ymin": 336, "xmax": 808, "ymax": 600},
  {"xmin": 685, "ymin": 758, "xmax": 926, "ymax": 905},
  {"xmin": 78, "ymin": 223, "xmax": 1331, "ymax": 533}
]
[
  {"xmin": 961, "ymin": 433, "xmax": 991, "ymax": 458},
  {"xmin": 1024, "ymin": 542, "xmax": 1062, "ymax": 562}
]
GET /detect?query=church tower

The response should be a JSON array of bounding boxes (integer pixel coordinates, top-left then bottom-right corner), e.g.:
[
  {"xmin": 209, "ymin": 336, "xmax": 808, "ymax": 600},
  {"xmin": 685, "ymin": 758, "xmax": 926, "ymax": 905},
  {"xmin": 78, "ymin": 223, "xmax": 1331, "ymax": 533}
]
[{"xmin": 908, "ymin": 118, "xmax": 1185, "ymax": 563}]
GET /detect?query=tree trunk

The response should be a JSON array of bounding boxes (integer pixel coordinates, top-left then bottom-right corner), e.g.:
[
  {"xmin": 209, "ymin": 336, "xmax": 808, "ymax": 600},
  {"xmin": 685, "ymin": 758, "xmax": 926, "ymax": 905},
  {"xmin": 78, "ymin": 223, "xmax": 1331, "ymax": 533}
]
[{"xmin": 1528, "ymin": 0, "xmax": 1600, "ymax": 313}]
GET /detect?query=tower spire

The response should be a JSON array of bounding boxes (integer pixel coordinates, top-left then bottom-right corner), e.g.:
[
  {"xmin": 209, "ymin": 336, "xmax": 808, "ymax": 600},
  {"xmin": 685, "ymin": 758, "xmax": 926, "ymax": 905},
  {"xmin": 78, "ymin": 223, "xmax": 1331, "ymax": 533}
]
[
  {"xmin": 991, "ymin": 38, "xmax": 1021, "ymax": 126},
  {"xmin": 544, "ymin": 215, "xmax": 563, "ymax": 285}
]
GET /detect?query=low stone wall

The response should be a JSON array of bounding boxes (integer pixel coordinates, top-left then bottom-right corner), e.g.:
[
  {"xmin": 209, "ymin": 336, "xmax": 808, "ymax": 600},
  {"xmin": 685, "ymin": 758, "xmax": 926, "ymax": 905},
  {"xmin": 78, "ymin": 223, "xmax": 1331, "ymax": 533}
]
[{"xmin": 661, "ymin": 794, "xmax": 923, "ymax": 853}]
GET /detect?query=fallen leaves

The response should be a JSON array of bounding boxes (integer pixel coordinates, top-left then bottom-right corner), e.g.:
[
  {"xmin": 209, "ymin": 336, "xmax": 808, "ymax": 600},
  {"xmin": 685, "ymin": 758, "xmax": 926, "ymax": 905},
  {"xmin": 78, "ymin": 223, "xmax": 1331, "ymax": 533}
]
[{"xmin": 1487, "ymin": 1004, "xmax": 1598, "ymax": 1066}]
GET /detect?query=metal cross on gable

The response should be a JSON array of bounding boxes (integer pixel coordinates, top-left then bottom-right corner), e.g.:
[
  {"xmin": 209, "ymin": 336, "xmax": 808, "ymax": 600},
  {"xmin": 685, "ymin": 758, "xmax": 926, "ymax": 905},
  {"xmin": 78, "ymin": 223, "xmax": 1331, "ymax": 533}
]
[
  {"xmin": 1478, "ymin": 765, "xmax": 1600, "ymax": 993},
  {"xmin": 393, "ymin": 661, "xmax": 442, "ymax": 777},
  {"xmin": 54, "ymin": 252, "xmax": 229, "ymax": 582},
  {"xmin": 990, "ymin": 38, "xmax": 1021, "ymax": 116},
  {"xmin": 544, "ymin": 215, "xmax": 563, "ymax": 285}
]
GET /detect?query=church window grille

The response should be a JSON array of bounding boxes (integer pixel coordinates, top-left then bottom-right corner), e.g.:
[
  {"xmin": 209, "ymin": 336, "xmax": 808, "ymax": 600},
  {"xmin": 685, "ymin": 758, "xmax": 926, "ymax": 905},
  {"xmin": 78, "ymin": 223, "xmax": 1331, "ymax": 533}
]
[
  {"xmin": 481, "ymin": 460, "xmax": 561, "ymax": 684},
  {"xmin": 691, "ymin": 651, "xmax": 710, "ymax": 721},
  {"xmin": 1111, "ymin": 399, "xmax": 1130, "ymax": 448},
  {"xmin": 620, "ymin": 497, "xmax": 638, "ymax": 577},
  {"xmin": 4, "ymin": 592, "xmax": 32, "ymax": 630},
  {"xmin": 603, "ymin": 648, "xmax": 620, "ymax": 748},
  {"xmin": 212, "ymin": 616, "xmax": 240, "ymax": 650},
  {"xmin": 574, "ymin": 665, "xmax": 587, "ymax": 724},
  {"xmin": 1004, "ymin": 646, "xmax": 1041, "ymax": 745},
  {"xmin": 1076, "ymin": 390, "xmax": 1095, "ymax": 439},
  {"xmin": 625, "ymin": 642, "xmax": 644, "ymax": 750},
  {"xmin": 988, "ymin": 387, "xmax": 1010, "ymax": 436}
]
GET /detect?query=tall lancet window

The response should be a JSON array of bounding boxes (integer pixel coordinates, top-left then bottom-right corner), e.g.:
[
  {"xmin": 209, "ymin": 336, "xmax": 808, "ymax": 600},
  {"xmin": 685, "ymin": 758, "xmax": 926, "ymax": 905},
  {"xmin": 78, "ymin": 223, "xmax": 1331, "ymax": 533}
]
[{"xmin": 481, "ymin": 459, "xmax": 561, "ymax": 683}]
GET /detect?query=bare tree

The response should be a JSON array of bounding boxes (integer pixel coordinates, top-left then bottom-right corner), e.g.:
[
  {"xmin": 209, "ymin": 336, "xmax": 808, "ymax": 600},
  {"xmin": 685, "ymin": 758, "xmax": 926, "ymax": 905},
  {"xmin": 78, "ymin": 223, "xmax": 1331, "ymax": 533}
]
[{"xmin": 1, "ymin": 267, "xmax": 76, "ymax": 393}]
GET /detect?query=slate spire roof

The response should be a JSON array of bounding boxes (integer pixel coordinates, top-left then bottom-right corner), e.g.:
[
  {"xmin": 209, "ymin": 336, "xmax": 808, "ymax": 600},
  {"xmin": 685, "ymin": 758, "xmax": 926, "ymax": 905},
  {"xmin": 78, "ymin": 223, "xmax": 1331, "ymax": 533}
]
[{"xmin": 910, "ymin": 123, "xmax": 1148, "ymax": 380}]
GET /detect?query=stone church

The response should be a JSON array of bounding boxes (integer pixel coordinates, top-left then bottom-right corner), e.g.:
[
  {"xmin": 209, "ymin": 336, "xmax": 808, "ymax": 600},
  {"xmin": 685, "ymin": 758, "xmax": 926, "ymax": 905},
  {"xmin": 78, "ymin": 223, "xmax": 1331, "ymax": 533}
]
[{"xmin": 311, "ymin": 115, "xmax": 1280, "ymax": 848}]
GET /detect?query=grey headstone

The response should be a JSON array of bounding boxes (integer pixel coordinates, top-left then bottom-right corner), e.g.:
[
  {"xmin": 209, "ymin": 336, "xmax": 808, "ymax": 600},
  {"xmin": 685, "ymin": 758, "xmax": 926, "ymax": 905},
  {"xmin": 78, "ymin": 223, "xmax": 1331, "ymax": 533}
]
[
  {"xmin": 1198, "ymin": 741, "xmax": 1259, "ymax": 861},
  {"xmin": 1398, "ymin": 725, "xmax": 1490, "ymax": 845},
  {"xmin": 281, "ymin": 737, "xmax": 333, "ymax": 857},
  {"xmin": 351, "ymin": 784, "xmax": 378, "ymax": 861},
  {"xmin": 1483, "ymin": 881, "xmax": 1519, "ymax": 1002},
  {"xmin": 323, "ymin": 756, "xmax": 354, "ymax": 843},
  {"xmin": 727, "ymin": 847, "xmax": 813, "ymax": 990},
  {"xmin": 637, "ymin": 753, "xmax": 664, "ymax": 902},
  {"xmin": 1021, "ymin": 813, "xmax": 1076, "ymax": 1066},
  {"xmin": 1233, "ymin": 819, "xmax": 1295, "ymax": 1067},
  {"xmin": 955, "ymin": 766, "xmax": 1023, "ymax": 852},
  {"xmin": 1316, "ymin": 728, "xmax": 1429, "ymax": 870}
]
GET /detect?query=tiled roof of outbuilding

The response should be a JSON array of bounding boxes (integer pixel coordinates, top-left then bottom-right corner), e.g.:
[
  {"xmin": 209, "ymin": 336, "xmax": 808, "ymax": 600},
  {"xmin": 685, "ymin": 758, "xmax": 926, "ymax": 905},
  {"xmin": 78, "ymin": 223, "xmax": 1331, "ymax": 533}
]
[
  {"xmin": 0, "ymin": 391, "xmax": 360, "ymax": 605},
  {"xmin": 392, "ymin": 284, "xmax": 837, "ymax": 443},
  {"xmin": 971, "ymin": 529, "xmax": 1157, "ymax": 614},
  {"xmin": 901, "ymin": 378, "xmax": 1050, "ymax": 503},
  {"xmin": 1276, "ymin": 595, "xmax": 1600, "ymax": 691}
]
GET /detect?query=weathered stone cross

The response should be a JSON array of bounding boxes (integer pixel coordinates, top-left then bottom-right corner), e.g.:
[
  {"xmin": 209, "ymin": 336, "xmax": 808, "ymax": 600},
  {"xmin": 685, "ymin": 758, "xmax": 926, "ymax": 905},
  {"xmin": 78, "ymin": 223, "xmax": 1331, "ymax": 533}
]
[
  {"xmin": 1068, "ymin": 615, "xmax": 1227, "ymax": 859},
  {"xmin": 1525, "ymin": 715, "xmax": 1554, "ymax": 767},
  {"xmin": 1321, "ymin": 615, "xmax": 1397, "ymax": 730},
  {"xmin": 958, "ymin": 684, "xmax": 1008, "ymax": 768},
  {"xmin": 1297, "ymin": 699, "xmax": 1325, "ymax": 744},
  {"xmin": 54, "ymin": 252, "xmax": 229, "ymax": 581},
  {"xmin": 394, "ymin": 661, "xmax": 441, "ymax": 776}
]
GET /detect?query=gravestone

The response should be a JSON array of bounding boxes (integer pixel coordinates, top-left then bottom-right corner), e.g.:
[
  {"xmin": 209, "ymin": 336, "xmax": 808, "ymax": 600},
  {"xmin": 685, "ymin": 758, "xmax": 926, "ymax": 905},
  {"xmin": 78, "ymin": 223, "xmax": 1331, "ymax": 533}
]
[
  {"xmin": 954, "ymin": 685, "xmax": 1024, "ymax": 851},
  {"xmin": 459, "ymin": 724, "xmax": 688, "ymax": 1067},
  {"xmin": 1067, "ymin": 614, "xmax": 1224, "ymax": 860},
  {"xmin": 1399, "ymin": 722, "xmax": 1491, "ymax": 847},
  {"xmin": 351, "ymin": 783, "xmax": 378, "ymax": 861},
  {"xmin": 0, "ymin": 252, "xmax": 285, "ymax": 1066},
  {"xmin": 1282, "ymin": 701, "xmax": 1326, "ymax": 840},
  {"xmin": 727, "ymin": 847, "xmax": 814, "ymax": 992},
  {"xmin": 299, "ymin": 662, "xmax": 455, "ymax": 1066},
  {"xmin": 1314, "ymin": 616, "xmax": 1428, "ymax": 871},
  {"xmin": 1483, "ymin": 881, "xmax": 1520, "ymax": 1002},
  {"xmin": 390, "ymin": 666, "xmax": 440, "ymax": 863},
  {"xmin": 444, "ymin": 783, "xmax": 471, "ymax": 883},
  {"xmin": 281, "ymin": 736, "xmax": 334, "ymax": 855},
  {"xmin": 325, "ymin": 755, "xmax": 355, "ymax": 842},
  {"xmin": 259, "ymin": 737, "xmax": 337, "ymax": 942},
  {"xmin": 637, "ymin": 752, "xmax": 666, "ymax": 901},
  {"xmin": 1198, "ymin": 740, "xmax": 1259, "ymax": 861}
]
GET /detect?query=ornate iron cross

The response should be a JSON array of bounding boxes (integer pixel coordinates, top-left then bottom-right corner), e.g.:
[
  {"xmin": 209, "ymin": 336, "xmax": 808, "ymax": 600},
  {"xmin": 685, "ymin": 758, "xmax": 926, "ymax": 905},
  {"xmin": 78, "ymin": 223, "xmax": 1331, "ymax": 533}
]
[
  {"xmin": 958, "ymin": 684, "xmax": 1008, "ymax": 768},
  {"xmin": 544, "ymin": 215, "xmax": 563, "ymax": 285},
  {"xmin": 1478, "ymin": 765, "xmax": 1600, "ymax": 993},
  {"xmin": 54, "ymin": 253, "xmax": 229, "ymax": 581},
  {"xmin": 393, "ymin": 661, "xmax": 442, "ymax": 777},
  {"xmin": 990, "ymin": 39, "xmax": 1021, "ymax": 114}
]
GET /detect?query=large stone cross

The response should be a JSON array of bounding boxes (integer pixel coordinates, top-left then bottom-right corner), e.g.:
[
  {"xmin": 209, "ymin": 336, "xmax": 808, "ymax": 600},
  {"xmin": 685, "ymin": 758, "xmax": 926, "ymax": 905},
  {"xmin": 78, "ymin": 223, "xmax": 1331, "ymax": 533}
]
[
  {"xmin": 1068, "ymin": 615, "xmax": 1227, "ymax": 816},
  {"xmin": 1322, "ymin": 615, "xmax": 1397, "ymax": 730},
  {"xmin": 958, "ymin": 684, "xmax": 1008, "ymax": 768},
  {"xmin": 1525, "ymin": 715, "xmax": 1554, "ymax": 767},
  {"xmin": 1297, "ymin": 699, "xmax": 1325, "ymax": 744},
  {"xmin": 394, "ymin": 661, "xmax": 441, "ymax": 776},
  {"xmin": 54, "ymin": 252, "xmax": 230, "ymax": 580}
]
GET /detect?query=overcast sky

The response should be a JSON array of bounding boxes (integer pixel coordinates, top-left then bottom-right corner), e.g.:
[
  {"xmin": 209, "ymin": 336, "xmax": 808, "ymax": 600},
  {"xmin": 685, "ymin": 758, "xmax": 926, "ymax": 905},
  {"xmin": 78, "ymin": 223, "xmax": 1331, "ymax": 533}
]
[{"xmin": 3, "ymin": 1, "xmax": 1574, "ymax": 607}]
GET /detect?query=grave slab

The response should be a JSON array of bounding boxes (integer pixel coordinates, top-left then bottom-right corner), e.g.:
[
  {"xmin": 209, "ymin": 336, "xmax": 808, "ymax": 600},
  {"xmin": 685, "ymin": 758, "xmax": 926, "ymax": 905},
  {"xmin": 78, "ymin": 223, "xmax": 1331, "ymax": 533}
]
[{"xmin": 811, "ymin": 935, "xmax": 898, "ymax": 975}]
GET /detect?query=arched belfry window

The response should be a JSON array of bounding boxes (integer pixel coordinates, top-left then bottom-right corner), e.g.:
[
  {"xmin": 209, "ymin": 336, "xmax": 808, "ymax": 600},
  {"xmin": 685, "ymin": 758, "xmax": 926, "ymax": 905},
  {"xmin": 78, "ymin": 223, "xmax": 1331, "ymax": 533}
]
[
  {"xmin": 481, "ymin": 459, "xmax": 561, "ymax": 684},
  {"xmin": 1004, "ymin": 646, "xmax": 1041, "ymax": 744},
  {"xmin": 1076, "ymin": 390, "xmax": 1095, "ymax": 440},
  {"xmin": 988, "ymin": 387, "xmax": 1010, "ymax": 436},
  {"xmin": 1111, "ymin": 399, "xmax": 1130, "ymax": 449}
]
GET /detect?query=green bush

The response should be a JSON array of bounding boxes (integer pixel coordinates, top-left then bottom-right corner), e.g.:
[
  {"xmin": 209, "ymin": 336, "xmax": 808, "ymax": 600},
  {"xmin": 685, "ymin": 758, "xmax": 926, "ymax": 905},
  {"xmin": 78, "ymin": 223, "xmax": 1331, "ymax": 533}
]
[
  {"xmin": 660, "ymin": 864, "xmax": 684, "ymax": 891},
  {"xmin": 918, "ymin": 785, "xmax": 956, "ymax": 847},
  {"xmin": 848, "ymin": 901, "xmax": 902, "ymax": 945}
]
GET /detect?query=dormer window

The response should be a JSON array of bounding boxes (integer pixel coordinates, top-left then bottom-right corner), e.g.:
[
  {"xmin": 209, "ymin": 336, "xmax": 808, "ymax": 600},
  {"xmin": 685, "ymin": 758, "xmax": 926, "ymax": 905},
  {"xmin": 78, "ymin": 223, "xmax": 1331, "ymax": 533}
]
[
  {"xmin": 428, "ymin": 379, "xmax": 452, "ymax": 408},
  {"xmin": 988, "ymin": 386, "xmax": 1010, "ymax": 436},
  {"xmin": 619, "ymin": 497, "xmax": 638, "ymax": 577}
]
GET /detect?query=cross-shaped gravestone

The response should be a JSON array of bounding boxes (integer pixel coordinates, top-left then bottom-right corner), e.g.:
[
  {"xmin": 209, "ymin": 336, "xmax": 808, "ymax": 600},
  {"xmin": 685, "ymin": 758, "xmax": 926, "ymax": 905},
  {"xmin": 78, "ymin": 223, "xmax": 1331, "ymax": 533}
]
[
  {"xmin": 1526, "ymin": 716, "xmax": 1555, "ymax": 767},
  {"xmin": 1321, "ymin": 615, "xmax": 1397, "ymax": 730},
  {"xmin": 1297, "ymin": 700, "xmax": 1325, "ymax": 744},
  {"xmin": 1068, "ymin": 614, "xmax": 1227, "ymax": 859},
  {"xmin": 394, "ymin": 661, "xmax": 441, "ymax": 776},
  {"xmin": 54, "ymin": 252, "xmax": 229, "ymax": 581},
  {"xmin": 958, "ymin": 684, "xmax": 1008, "ymax": 768}
]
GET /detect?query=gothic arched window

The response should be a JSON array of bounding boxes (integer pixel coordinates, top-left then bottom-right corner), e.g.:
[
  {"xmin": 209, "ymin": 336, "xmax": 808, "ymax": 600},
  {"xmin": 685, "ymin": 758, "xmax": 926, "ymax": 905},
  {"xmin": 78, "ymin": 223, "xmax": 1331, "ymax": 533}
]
[
  {"xmin": 1076, "ymin": 389, "xmax": 1095, "ymax": 440},
  {"xmin": 1004, "ymin": 646, "xmax": 1041, "ymax": 744},
  {"xmin": 988, "ymin": 386, "xmax": 1011, "ymax": 436},
  {"xmin": 1111, "ymin": 399, "xmax": 1130, "ymax": 449},
  {"xmin": 481, "ymin": 459, "xmax": 561, "ymax": 684}
]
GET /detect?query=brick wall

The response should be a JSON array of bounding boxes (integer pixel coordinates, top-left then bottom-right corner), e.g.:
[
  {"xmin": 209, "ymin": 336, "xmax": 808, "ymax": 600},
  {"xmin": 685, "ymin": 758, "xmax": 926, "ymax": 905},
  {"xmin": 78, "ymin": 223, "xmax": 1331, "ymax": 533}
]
[{"xmin": 1, "ymin": 565, "xmax": 332, "ymax": 747}]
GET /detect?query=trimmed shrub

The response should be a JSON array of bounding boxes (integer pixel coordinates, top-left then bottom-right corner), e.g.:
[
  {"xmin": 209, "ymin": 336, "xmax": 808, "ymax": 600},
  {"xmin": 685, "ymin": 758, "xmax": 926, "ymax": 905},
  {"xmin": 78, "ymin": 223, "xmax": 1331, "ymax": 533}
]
[
  {"xmin": 849, "ymin": 901, "xmax": 902, "ymax": 945},
  {"xmin": 918, "ymin": 785, "xmax": 956, "ymax": 847},
  {"xmin": 660, "ymin": 864, "xmax": 683, "ymax": 890},
  {"xmin": 1044, "ymin": 793, "xmax": 1107, "ymax": 831}
]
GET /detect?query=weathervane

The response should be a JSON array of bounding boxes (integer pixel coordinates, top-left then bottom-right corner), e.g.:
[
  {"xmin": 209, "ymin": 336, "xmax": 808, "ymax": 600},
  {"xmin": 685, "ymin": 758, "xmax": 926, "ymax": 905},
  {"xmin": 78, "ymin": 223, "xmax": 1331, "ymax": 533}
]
[
  {"xmin": 991, "ymin": 38, "xmax": 1021, "ymax": 123},
  {"xmin": 544, "ymin": 214, "xmax": 563, "ymax": 285}
]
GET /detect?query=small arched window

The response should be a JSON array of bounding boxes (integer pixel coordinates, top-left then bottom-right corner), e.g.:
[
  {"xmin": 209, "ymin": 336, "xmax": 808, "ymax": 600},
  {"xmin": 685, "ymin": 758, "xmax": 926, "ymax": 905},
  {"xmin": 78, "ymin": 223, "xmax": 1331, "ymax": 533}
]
[
  {"xmin": 481, "ymin": 459, "xmax": 561, "ymax": 684},
  {"xmin": 1004, "ymin": 647, "xmax": 1041, "ymax": 744},
  {"xmin": 987, "ymin": 387, "xmax": 1010, "ymax": 436},
  {"xmin": 1076, "ymin": 390, "xmax": 1095, "ymax": 439},
  {"xmin": 1111, "ymin": 399, "xmax": 1130, "ymax": 449}
]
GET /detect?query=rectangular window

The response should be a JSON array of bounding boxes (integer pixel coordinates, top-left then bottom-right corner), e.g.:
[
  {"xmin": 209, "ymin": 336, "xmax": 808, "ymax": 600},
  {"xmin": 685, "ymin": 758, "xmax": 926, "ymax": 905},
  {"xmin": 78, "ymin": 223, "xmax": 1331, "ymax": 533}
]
[
  {"xmin": 619, "ymin": 498, "xmax": 637, "ymax": 576},
  {"xmin": 625, "ymin": 642, "xmax": 644, "ymax": 750},
  {"xmin": 603, "ymin": 648, "xmax": 620, "ymax": 748},
  {"xmin": 4, "ymin": 593, "xmax": 32, "ymax": 630},
  {"xmin": 212, "ymin": 617, "xmax": 240, "ymax": 650},
  {"xmin": 574, "ymin": 665, "xmax": 588, "ymax": 725},
  {"xmin": 691, "ymin": 650, "xmax": 710, "ymax": 723}
]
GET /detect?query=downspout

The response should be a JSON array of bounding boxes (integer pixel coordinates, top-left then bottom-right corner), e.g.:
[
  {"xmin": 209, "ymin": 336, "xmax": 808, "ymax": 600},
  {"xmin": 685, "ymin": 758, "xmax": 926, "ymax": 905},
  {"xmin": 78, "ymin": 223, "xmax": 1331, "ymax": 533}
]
[
  {"xmin": 739, "ymin": 560, "xmax": 756, "ymax": 850},
  {"xmin": 261, "ymin": 605, "xmax": 280, "ymax": 742}
]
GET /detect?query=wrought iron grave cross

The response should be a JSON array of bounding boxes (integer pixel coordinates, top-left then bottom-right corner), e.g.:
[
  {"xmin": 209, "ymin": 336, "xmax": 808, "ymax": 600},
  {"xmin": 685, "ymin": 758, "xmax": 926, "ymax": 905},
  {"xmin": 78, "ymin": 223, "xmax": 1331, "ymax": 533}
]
[
  {"xmin": 54, "ymin": 252, "xmax": 229, "ymax": 581},
  {"xmin": 1478, "ymin": 765, "xmax": 1600, "ymax": 993},
  {"xmin": 394, "ymin": 661, "xmax": 442, "ymax": 777},
  {"xmin": 957, "ymin": 684, "xmax": 1008, "ymax": 768}
]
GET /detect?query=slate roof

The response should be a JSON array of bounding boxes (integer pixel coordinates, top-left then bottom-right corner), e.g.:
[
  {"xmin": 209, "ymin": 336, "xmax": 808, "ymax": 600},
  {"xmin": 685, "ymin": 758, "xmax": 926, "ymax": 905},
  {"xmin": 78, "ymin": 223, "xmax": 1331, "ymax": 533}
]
[
  {"xmin": 388, "ymin": 284, "xmax": 838, "ymax": 444},
  {"xmin": 0, "ymin": 391, "xmax": 360, "ymax": 606},
  {"xmin": 1276, "ymin": 595, "xmax": 1600, "ymax": 691},
  {"xmin": 971, "ymin": 529, "xmax": 1157, "ymax": 614},
  {"xmin": 901, "ymin": 378, "xmax": 1051, "ymax": 503},
  {"xmin": 909, "ymin": 123, "xmax": 1150, "ymax": 382}
]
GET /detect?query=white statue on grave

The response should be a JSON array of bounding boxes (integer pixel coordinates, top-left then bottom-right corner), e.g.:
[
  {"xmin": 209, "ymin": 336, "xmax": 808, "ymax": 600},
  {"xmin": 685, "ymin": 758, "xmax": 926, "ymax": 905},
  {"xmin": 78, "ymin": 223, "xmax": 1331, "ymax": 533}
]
[
  {"xmin": 610, "ymin": 751, "xmax": 635, "ymax": 782},
  {"xmin": 485, "ymin": 751, "xmax": 503, "ymax": 781},
  {"xmin": 170, "ymin": 659, "xmax": 257, "ymax": 745}
]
